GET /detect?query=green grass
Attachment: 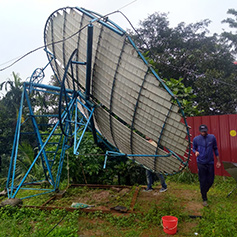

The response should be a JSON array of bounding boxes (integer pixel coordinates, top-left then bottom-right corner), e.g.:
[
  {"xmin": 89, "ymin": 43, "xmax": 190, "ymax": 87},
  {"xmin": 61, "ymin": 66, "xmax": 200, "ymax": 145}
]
[
  {"xmin": 0, "ymin": 174, "xmax": 236, "ymax": 236},
  {"xmin": 195, "ymin": 176, "xmax": 237, "ymax": 237}
]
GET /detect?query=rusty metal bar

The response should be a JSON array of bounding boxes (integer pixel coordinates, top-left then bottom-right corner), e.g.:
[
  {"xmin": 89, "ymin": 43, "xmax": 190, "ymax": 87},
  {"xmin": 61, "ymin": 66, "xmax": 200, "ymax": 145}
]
[
  {"xmin": 19, "ymin": 205, "xmax": 133, "ymax": 214},
  {"xmin": 128, "ymin": 186, "xmax": 140, "ymax": 212},
  {"xmin": 41, "ymin": 196, "xmax": 56, "ymax": 207},
  {"xmin": 69, "ymin": 184, "xmax": 132, "ymax": 189}
]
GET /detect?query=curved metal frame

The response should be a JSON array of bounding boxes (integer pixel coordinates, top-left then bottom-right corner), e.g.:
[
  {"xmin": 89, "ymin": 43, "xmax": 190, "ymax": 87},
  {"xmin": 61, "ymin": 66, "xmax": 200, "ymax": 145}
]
[
  {"xmin": 59, "ymin": 49, "xmax": 78, "ymax": 137},
  {"xmin": 43, "ymin": 7, "xmax": 191, "ymax": 175},
  {"xmin": 57, "ymin": 47, "xmax": 97, "ymax": 155}
]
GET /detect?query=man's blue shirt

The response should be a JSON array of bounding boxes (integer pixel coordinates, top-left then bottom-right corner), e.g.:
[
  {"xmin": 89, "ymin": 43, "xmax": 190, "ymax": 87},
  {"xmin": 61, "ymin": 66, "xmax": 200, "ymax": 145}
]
[{"xmin": 193, "ymin": 134, "xmax": 219, "ymax": 164}]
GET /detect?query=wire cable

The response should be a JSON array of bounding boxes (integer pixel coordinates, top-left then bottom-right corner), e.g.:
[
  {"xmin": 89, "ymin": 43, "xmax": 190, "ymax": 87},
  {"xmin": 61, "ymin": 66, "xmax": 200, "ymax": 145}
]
[
  {"xmin": 0, "ymin": 45, "xmax": 46, "ymax": 72},
  {"xmin": 0, "ymin": 55, "xmax": 24, "ymax": 67},
  {"xmin": 45, "ymin": 211, "xmax": 68, "ymax": 236},
  {"xmin": 118, "ymin": 0, "xmax": 138, "ymax": 11}
]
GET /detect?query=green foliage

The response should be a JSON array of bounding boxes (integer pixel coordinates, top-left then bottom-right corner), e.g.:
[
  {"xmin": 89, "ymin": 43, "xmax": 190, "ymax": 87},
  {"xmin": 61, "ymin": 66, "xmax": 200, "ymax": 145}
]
[
  {"xmin": 0, "ymin": 73, "xmax": 24, "ymax": 186},
  {"xmin": 16, "ymin": 142, "xmax": 44, "ymax": 182},
  {"xmin": 164, "ymin": 77, "xmax": 203, "ymax": 116},
  {"xmin": 44, "ymin": 129, "xmax": 146, "ymax": 186},
  {"xmin": 105, "ymin": 213, "xmax": 137, "ymax": 227},
  {"xmin": 194, "ymin": 69, "xmax": 237, "ymax": 115},
  {"xmin": 221, "ymin": 9, "xmax": 237, "ymax": 54},
  {"xmin": 0, "ymin": 73, "xmax": 23, "ymax": 153},
  {"xmin": 0, "ymin": 207, "xmax": 79, "ymax": 236},
  {"xmin": 198, "ymin": 204, "xmax": 237, "ymax": 236},
  {"xmin": 46, "ymin": 130, "xmax": 106, "ymax": 184}
]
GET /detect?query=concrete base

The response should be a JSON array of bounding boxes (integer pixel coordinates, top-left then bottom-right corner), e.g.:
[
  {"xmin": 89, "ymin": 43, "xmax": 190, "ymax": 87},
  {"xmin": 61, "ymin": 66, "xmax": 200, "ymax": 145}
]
[{"xmin": 0, "ymin": 198, "xmax": 23, "ymax": 207}]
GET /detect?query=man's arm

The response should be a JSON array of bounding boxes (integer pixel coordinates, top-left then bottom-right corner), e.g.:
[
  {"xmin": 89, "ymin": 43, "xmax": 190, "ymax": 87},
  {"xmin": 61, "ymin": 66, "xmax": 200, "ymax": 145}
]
[
  {"xmin": 216, "ymin": 155, "xmax": 221, "ymax": 168},
  {"xmin": 193, "ymin": 138, "xmax": 199, "ymax": 157},
  {"xmin": 213, "ymin": 136, "xmax": 221, "ymax": 168}
]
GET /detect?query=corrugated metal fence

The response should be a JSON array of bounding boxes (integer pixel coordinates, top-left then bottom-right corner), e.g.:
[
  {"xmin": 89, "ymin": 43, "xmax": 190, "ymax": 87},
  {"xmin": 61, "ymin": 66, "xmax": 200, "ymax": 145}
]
[{"xmin": 187, "ymin": 114, "xmax": 237, "ymax": 176}]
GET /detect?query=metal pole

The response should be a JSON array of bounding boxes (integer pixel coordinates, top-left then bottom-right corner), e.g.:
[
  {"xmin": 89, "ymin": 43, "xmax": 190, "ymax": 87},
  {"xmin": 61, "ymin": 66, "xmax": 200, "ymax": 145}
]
[
  {"xmin": 85, "ymin": 24, "xmax": 97, "ymax": 144},
  {"xmin": 7, "ymin": 87, "xmax": 25, "ymax": 194},
  {"xmin": 85, "ymin": 24, "xmax": 93, "ymax": 101},
  {"xmin": 55, "ymin": 136, "xmax": 68, "ymax": 189}
]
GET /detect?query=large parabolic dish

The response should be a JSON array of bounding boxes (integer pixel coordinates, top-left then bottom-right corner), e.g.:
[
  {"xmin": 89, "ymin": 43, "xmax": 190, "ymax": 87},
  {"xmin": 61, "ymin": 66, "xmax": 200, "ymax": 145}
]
[{"xmin": 44, "ymin": 7, "xmax": 191, "ymax": 175}]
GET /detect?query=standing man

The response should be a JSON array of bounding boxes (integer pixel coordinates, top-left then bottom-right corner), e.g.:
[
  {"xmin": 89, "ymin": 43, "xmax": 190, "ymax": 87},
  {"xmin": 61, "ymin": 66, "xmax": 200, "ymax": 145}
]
[
  {"xmin": 144, "ymin": 136, "xmax": 168, "ymax": 192},
  {"xmin": 145, "ymin": 169, "xmax": 168, "ymax": 192},
  {"xmin": 193, "ymin": 124, "xmax": 221, "ymax": 206}
]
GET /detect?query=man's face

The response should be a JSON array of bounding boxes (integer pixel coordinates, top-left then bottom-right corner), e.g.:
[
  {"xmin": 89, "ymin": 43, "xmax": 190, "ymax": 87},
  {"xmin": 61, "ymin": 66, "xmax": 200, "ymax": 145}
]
[{"xmin": 201, "ymin": 131, "xmax": 207, "ymax": 136}]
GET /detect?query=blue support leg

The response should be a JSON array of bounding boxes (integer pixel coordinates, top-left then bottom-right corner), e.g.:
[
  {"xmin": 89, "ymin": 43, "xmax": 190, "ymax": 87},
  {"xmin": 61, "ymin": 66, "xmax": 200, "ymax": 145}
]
[{"xmin": 7, "ymin": 88, "xmax": 25, "ymax": 196}]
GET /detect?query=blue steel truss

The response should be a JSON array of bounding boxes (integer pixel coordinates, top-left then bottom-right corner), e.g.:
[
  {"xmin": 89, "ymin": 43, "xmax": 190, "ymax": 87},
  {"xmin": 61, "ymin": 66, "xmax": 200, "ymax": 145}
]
[
  {"xmin": 6, "ymin": 24, "xmax": 100, "ymax": 199},
  {"xmin": 6, "ymin": 80, "xmax": 99, "ymax": 199}
]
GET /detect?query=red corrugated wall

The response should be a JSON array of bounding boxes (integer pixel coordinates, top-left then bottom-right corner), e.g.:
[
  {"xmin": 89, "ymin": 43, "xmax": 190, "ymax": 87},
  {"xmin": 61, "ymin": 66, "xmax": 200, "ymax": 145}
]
[{"xmin": 187, "ymin": 114, "xmax": 237, "ymax": 176}]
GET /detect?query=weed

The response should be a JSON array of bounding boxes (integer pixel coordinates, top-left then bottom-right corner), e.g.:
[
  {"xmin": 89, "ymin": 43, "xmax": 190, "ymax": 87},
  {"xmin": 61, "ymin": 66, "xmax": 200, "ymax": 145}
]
[
  {"xmin": 105, "ymin": 213, "xmax": 137, "ymax": 228},
  {"xmin": 197, "ymin": 204, "xmax": 237, "ymax": 236},
  {"xmin": 167, "ymin": 167, "xmax": 199, "ymax": 184}
]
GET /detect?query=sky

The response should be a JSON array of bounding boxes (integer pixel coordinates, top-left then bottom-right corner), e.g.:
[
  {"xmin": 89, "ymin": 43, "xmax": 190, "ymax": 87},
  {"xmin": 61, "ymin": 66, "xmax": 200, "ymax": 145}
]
[{"xmin": 0, "ymin": 0, "xmax": 236, "ymax": 93}]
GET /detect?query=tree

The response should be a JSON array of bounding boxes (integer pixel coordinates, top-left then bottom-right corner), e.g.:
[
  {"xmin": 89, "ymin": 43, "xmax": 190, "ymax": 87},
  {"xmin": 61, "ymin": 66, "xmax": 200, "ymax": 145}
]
[
  {"xmin": 194, "ymin": 69, "xmax": 237, "ymax": 114},
  {"xmin": 164, "ymin": 78, "xmax": 202, "ymax": 116},
  {"xmin": 0, "ymin": 72, "xmax": 23, "ymax": 158},
  {"xmin": 0, "ymin": 72, "xmax": 22, "ymax": 91},
  {"xmin": 221, "ymin": 9, "xmax": 237, "ymax": 54},
  {"xmin": 132, "ymin": 12, "xmax": 237, "ymax": 115},
  {"xmin": 0, "ymin": 101, "xmax": 13, "ymax": 182},
  {"xmin": 0, "ymin": 72, "xmax": 56, "ymax": 182},
  {"xmin": 0, "ymin": 72, "xmax": 24, "ymax": 131}
]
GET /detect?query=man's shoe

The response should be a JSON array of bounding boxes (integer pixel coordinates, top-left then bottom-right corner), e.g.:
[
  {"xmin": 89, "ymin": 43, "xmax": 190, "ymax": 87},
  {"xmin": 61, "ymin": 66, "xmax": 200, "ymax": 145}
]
[
  {"xmin": 143, "ymin": 188, "xmax": 153, "ymax": 192},
  {"xmin": 159, "ymin": 187, "xmax": 167, "ymax": 193},
  {"xmin": 203, "ymin": 201, "xmax": 208, "ymax": 207}
]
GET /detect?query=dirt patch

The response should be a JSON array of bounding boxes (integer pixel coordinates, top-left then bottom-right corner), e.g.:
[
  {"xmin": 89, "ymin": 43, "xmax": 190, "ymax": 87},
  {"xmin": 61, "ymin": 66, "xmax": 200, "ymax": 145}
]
[
  {"xmin": 46, "ymin": 187, "xmax": 134, "ymax": 211},
  {"xmin": 173, "ymin": 189, "xmax": 196, "ymax": 198},
  {"xmin": 119, "ymin": 188, "xmax": 130, "ymax": 195},
  {"xmin": 169, "ymin": 188, "xmax": 203, "ymax": 215},
  {"xmin": 69, "ymin": 190, "xmax": 112, "ymax": 208},
  {"xmin": 184, "ymin": 201, "xmax": 203, "ymax": 216},
  {"xmin": 93, "ymin": 190, "xmax": 110, "ymax": 201},
  {"xmin": 110, "ymin": 187, "xmax": 121, "ymax": 192},
  {"xmin": 44, "ymin": 183, "xmax": 204, "ymax": 219},
  {"xmin": 140, "ymin": 228, "xmax": 167, "ymax": 237},
  {"xmin": 139, "ymin": 190, "xmax": 166, "ymax": 204}
]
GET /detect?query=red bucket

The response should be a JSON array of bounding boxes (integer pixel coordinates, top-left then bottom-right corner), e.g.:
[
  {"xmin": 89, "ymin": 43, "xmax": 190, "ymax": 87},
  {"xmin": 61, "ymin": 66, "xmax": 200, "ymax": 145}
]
[{"xmin": 162, "ymin": 216, "xmax": 178, "ymax": 235}]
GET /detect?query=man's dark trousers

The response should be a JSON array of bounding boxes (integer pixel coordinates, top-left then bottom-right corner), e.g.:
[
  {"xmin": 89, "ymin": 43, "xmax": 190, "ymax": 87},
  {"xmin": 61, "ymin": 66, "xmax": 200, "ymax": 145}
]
[{"xmin": 197, "ymin": 163, "xmax": 215, "ymax": 201}]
